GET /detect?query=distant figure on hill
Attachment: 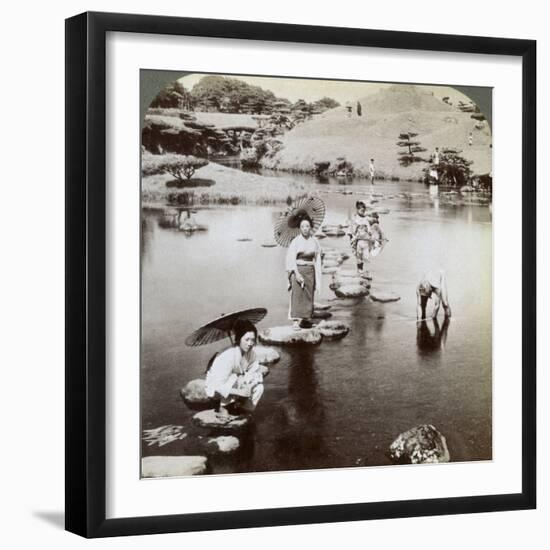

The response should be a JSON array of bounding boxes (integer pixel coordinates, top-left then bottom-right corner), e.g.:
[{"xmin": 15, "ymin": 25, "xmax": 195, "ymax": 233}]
[
  {"xmin": 345, "ymin": 101, "xmax": 352, "ymax": 118},
  {"xmin": 434, "ymin": 147, "xmax": 440, "ymax": 165},
  {"xmin": 369, "ymin": 159, "xmax": 376, "ymax": 185},
  {"xmin": 468, "ymin": 132, "xmax": 473, "ymax": 147},
  {"xmin": 357, "ymin": 101, "xmax": 362, "ymax": 116}
]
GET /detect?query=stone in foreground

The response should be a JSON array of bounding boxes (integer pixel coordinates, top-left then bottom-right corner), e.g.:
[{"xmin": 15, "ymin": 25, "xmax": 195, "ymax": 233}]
[
  {"xmin": 203, "ymin": 435, "xmax": 240, "ymax": 454},
  {"xmin": 388, "ymin": 424, "xmax": 450, "ymax": 464},
  {"xmin": 317, "ymin": 320, "xmax": 350, "ymax": 340},
  {"xmin": 259, "ymin": 325, "xmax": 323, "ymax": 346},
  {"xmin": 142, "ymin": 456, "xmax": 207, "ymax": 478},
  {"xmin": 370, "ymin": 290, "xmax": 401, "ymax": 303},
  {"xmin": 180, "ymin": 379, "xmax": 217, "ymax": 410},
  {"xmin": 192, "ymin": 409, "xmax": 251, "ymax": 431},
  {"xmin": 254, "ymin": 345, "xmax": 281, "ymax": 365},
  {"xmin": 314, "ymin": 302, "xmax": 332, "ymax": 311}
]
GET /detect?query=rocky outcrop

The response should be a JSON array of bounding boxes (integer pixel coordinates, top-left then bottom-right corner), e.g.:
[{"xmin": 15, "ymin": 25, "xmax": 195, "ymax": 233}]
[
  {"xmin": 180, "ymin": 379, "xmax": 216, "ymax": 410},
  {"xmin": 388, "ymin": 424, "xmax": 450, "ymax": 464},
  {"xmin": 258, "ymin": 326, "xmax": 323, "ymax": 345},
  {"xmin": 141, "ymin": 456, "xmax": 208, "ymax": 478},
  {"xmin": 192, "ymin": 409, "xmax": 251, "ymax": 431},
  {"xmin": 317, "ymin": 320, "xmax": 350, "ymax": 340}
]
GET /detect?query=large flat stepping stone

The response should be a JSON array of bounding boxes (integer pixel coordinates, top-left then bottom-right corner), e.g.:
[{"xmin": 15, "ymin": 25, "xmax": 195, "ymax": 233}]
[
  {"xmin": 314, "ymin": 302, "xmax": 332, "ymax": 311},
  {"xmin": 203, "ymin": 435, "xmax": 240, "ymax": 454},
  {"xmin": 259, "ymin": 325, "xmax": 322, "ymax": 345},
  {"xmin": 322, "ymin": 267, "xmax": 338, "ymax": 275},
  {"xmin": 192, "ymin": 409, "xmax": 251, "ymax": 431},
  {"xmin": 142, "ymin": 456, "xmax": 207, "ymax": 478},
  {"xmin": 334, "ymin": 284, "xmax": 369, "ymax": 298},
  {"xmin": 370, "ymin": 290, "xmax": 401, "ymax": 303},
  {"xmin": 317, "ymin": 320, "xmax": 350, "ymax": 340},
  {"xmin": 180, "ymin": 379, "xmax": 217, "ymax": 410},
  {"xmin": 254, "ymin": 345, "xmax": 280, "ymax": 365},
  {"xmin": 388, "ymin": 424, "xmax": 450, "ymax": 464}
]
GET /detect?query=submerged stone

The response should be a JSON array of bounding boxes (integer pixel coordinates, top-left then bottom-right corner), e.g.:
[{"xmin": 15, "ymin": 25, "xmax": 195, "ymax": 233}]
[
  {"xmin": 388, "ymin": 424, "xmax": 450, "ymax": 464},
  {"xmin": 259, "ymin": 326, "xmax": 323, "ymax": 345},
  {"xmin": 142, "ymin": 456, "xmax": 207, "ymax": 478},
  {"xmin": 192, "ymin": 409, "xmax": 251, "ymax": 431},
  {"xmin": 317, "ymin": 320, "xmax": 350, "ymax": 340}
]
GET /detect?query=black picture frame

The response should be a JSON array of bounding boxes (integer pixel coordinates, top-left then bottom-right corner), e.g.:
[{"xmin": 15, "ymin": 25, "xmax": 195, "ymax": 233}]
[{"xmin": 65, "ymin": 11, "xmax": 536, "ymax": 538}]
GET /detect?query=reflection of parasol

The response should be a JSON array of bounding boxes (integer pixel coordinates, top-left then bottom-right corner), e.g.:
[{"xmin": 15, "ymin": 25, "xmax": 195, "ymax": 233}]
[
  {"xmin": 274, "ymin": 196, "xmax": 326, "ymax": 247},
  {"xmin": 184, "ymin": 308, "xmax": 268, "ymax": 347}
]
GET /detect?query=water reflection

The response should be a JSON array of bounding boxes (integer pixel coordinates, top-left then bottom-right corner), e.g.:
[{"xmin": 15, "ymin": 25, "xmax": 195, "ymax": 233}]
[
  {"xmin": 416, "ymin": 317, "xmax": 450, "ymax": 356},
  {"xmin": 273, "ymin": 348, "xmax": 327, "ymax": 468}
]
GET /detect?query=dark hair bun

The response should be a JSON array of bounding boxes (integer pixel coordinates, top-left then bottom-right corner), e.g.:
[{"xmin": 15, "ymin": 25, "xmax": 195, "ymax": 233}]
[{"xmin": 233, "ymin": 319, "xmax": 258, "ymax": 345}]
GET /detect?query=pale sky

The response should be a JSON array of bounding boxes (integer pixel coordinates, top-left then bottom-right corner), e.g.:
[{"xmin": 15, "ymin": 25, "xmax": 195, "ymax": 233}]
[{"xmin": 177, "ymin": 73, "xmax": 474, "ymax": 106}]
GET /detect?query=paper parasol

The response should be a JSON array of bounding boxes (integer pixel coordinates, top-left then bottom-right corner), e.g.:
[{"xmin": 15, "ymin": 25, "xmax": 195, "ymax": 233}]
[
  {"xmin": 273, "ymin": 196, "xmax": 326, "ymax": 247},
  {"xmin": 184, "ymin": 307, "xmax": 268, "ymax": 347}
]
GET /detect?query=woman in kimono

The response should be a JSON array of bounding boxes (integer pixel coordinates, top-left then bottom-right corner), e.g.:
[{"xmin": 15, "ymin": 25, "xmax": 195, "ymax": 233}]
[
  {"xmin": 285, "ymin": 216, "xmax": 322, "ymax": 330},
  {"xmin": 205, "ymin": 319, "xmax": 264, "ymax": 417}
]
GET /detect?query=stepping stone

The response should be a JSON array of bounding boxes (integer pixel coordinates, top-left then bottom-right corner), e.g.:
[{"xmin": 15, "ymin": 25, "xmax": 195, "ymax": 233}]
[
  {"xmin": 330, "ymin": 277, "xmax": 370, "ymax": 290},
  {"xmin": 323, "ymin": 260, "xmax": 340, "ymax": 268},
  {"xmin": 334, "ymin": 284, "xmax": 369, "ymax": 298},
  {"xmin": 192, "ymin": 409, "xmax": 251, "ymax": 431},
  {"xmin": 369, "ymin": 290, "xmax": 401, "ymax": 303},
  {"xmin": 203, "ymin": 435, "xmax": 240, "ymax": 454},
  {"xmin": 180, "ymin": 379, "xmax": 217, "ymax": 410},
  {"xmin": 236, "ymin": 237, "xmax": 252, "ymax": 242},
  {"xmin": 254, "ymin": 345, "xmax": 280, "ymax": 365},
  {"xmin": 388, "ymin": 424, "xmax": 450, "ymax": 464},
  {"xmin": 258, "ymin": 325, "xmax": 323, "ymax": 345},
  {"xmin": 312, "ymin": 309, "xmax": 332, "ymax": 319},
  {"xmin": 261, "ymin": 243, "xmax": 277, "ymax": 248},
  {"xmin": 322, "ymin": 267, "xmax": 338, "ymax": 275},
  {"xmin": 317, "ymin": 320, "xmax": 350, "ymax": 340},
  {"xmin": 314, "ymin": 302, "xmax": 332, "ymax": 311},
  {"xmin": 141, "ymin": 456, "xmax": 207, "ymax": 478}
]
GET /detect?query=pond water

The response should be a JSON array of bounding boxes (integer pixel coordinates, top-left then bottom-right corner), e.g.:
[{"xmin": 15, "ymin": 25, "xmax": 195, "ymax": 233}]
[{"xmin": 141, "ymin": 175, "xmax": 492, "ymax": 474}]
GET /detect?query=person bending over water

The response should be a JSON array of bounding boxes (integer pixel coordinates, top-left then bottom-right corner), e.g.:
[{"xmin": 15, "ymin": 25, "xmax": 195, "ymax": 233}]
[
  {"xmin": 286, "ymin": 217, "xmax": 322, "ymax": 330},
  {"xmin": 205, "ymin": 319, "xmax": 265, "ymax": 417},
  {"xmin": 416, "ymin": 271, "xmax": 452, "ymax": 320}
]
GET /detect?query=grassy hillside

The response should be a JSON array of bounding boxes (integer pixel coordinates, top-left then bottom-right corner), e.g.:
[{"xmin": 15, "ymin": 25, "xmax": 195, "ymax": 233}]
[{"xmin": 261, "ymin": 85, "xmax": 492, "ymax": 180}]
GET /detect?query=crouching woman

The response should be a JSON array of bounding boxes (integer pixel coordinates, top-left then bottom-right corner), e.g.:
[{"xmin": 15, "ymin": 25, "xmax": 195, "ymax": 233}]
[{"xmin": 205, "ymin": 319, "xmax": 264, "ymax": 417}]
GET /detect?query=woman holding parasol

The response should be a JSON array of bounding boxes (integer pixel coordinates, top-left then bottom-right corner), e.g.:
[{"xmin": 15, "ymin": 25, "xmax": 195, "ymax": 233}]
[
  {"xmin": 204, "ymin": 319, "xmax": 264, "ymax": 417},
  {"xmin": 185, "ymin": 309, "xmax": 267, "ymax": 418},
  {"xmin": 275, "ymin": 197, "xmax": 325, "ymax": 330}
]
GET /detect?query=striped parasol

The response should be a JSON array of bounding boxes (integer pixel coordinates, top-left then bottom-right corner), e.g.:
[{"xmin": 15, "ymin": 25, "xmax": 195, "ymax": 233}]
[
  {"xmin": 184, "ymin": 308, "xmax": 268, "ymax": 347},
  {"xmin": 274, "ymin": 196, "xmax": 326, "ymax": 247}
]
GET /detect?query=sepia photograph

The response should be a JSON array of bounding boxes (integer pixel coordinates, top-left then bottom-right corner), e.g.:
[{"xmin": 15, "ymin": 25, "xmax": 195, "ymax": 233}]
[{"xmin": 140, "ymin": 71, "xmax": 493, "ymax": 479}]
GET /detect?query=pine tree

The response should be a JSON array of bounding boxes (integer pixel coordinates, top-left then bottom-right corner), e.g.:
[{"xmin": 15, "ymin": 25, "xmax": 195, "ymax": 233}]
[{"xmin": 396, "ymin": 132, "xmax": 427, "ymax": 166}]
